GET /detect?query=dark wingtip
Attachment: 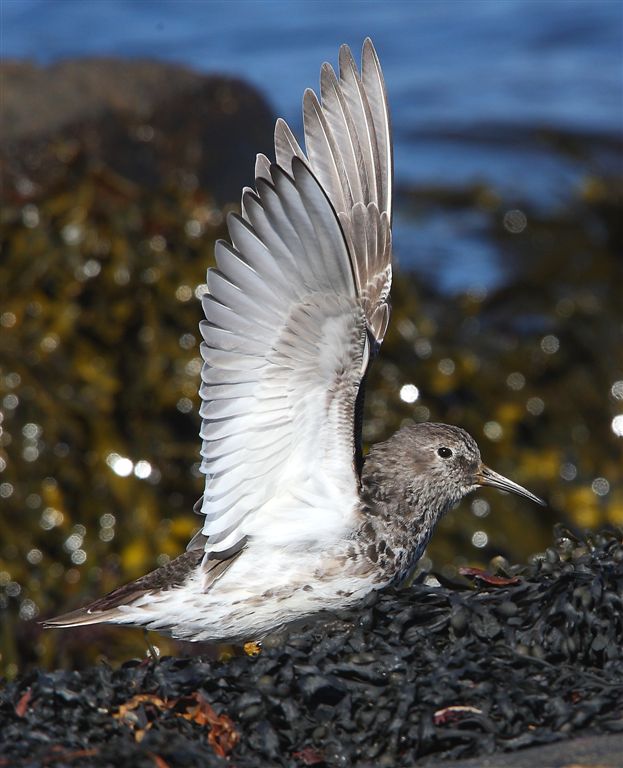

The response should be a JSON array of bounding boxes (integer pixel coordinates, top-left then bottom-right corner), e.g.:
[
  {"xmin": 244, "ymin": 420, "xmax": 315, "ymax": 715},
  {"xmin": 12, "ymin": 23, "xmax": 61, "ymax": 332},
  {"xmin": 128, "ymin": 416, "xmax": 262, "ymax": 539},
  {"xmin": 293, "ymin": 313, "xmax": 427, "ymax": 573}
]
[{"xmin": 40, "ymin": 606, "xmax": 98, "ymax": 628}]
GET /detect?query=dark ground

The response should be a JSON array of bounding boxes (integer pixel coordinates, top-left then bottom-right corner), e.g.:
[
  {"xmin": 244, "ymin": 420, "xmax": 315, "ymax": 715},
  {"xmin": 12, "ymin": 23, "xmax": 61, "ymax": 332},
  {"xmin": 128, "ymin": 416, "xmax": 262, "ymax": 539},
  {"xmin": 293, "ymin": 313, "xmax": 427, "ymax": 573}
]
[{"xmin": 1, "ymin": 527, "xmax": 622, "ymax": 767}]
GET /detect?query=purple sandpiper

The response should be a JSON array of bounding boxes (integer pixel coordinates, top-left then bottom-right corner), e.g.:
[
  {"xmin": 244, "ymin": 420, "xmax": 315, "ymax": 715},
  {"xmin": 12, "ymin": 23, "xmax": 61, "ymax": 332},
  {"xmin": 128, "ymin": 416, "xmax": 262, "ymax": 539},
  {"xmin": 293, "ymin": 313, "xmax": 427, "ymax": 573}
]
[{"xmin": 44, "ymin": 39, "xmax": 544, "ymax": 644}]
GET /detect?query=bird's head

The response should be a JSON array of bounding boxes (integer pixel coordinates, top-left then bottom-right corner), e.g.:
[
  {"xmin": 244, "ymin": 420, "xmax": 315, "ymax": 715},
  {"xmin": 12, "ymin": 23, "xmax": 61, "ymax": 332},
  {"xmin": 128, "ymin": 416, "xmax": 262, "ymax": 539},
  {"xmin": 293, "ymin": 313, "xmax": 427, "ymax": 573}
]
[
  {"xmin": 363, "ymin": 423, "xmax": 544, "ymax": 518},
  {"xmin": 404, "ymin": 423, "xmax": 545, "ymax": 511}
]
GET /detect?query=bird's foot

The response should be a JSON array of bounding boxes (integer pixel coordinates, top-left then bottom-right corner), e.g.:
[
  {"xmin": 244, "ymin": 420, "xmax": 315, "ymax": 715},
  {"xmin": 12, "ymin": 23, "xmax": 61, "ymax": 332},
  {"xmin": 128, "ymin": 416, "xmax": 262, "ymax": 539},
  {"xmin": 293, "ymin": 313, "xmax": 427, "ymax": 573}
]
[{"xmin": 243, "ymin": 641, "xmax": 262, "ymax": 657}]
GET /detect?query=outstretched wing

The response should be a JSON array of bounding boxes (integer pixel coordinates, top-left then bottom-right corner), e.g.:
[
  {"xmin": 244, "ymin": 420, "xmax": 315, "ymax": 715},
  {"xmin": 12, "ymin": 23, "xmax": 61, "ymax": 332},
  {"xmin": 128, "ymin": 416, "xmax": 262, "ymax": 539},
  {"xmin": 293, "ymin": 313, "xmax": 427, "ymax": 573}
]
[
  {"xmin": 259, "ymin": 38, "xmax": 393, "ymax": 344},
  {"xmin": 194, "ymin": 40, "xmax": 393, "ymax": 573},
  {"xmin": 41, "ymin": 40, "xmax": 393, "ymax": 631}
]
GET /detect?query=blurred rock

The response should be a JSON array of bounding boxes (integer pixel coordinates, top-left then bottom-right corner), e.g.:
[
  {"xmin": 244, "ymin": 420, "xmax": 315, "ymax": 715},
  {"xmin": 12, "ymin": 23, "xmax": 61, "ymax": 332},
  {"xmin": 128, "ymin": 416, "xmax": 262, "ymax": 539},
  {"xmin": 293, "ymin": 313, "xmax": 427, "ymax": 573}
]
[{"xmin": 0, "ymin": 58, "xmax": 275, "ymax": 203}]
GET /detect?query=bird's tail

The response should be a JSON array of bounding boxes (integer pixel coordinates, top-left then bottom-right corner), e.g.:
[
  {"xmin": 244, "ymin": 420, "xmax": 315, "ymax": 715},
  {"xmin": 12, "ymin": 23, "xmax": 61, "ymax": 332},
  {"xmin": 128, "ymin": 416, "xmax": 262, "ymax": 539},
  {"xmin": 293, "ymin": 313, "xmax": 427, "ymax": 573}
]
[
  {"xmin": 42, "ymin": 548, "xmax": 203, "ymax": 630},
  {"xmin": 42, "ymin": 605, "xmax": 130, "ymax": 629}
]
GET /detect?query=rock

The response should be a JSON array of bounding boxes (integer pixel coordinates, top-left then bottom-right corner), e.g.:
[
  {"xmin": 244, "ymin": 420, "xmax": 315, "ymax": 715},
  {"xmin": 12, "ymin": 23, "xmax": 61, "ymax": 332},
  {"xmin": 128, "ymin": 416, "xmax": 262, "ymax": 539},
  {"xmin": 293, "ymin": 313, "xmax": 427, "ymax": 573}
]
[{"xmin": 0, "ymin": 58, "xmax": 275, "ymax": 204}]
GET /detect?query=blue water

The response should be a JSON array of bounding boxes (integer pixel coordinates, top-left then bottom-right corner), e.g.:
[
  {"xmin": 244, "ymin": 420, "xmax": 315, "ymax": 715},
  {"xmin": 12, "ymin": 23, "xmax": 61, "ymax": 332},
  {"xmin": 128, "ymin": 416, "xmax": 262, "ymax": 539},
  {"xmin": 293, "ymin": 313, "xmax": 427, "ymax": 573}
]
[{"xmin": 3, "ymin": 0, "xmax": 622, "ymax": 290}]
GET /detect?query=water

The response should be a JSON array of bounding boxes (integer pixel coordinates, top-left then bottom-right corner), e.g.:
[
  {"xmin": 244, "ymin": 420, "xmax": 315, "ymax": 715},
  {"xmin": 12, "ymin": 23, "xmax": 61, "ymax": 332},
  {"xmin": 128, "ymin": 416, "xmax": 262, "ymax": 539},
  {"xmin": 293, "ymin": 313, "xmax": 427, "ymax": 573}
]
[{"xmin": 3, "ymin": 0, "xmax": 622, "ymax": 290}]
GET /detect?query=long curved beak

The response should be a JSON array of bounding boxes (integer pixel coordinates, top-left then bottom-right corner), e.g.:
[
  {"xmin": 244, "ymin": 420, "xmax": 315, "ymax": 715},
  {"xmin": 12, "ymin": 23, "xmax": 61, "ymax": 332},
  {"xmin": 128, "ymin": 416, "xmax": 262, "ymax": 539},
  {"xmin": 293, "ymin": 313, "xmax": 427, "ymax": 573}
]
[{"xmin": 476, "ymin": 465, "xmax": 546, "ymax": 506}]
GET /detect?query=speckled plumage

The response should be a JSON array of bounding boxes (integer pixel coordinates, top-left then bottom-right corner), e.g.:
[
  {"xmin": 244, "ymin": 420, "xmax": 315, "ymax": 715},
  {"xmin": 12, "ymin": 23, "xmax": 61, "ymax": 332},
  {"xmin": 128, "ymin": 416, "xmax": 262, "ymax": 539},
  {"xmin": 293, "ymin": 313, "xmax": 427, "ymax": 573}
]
[
  {"xmin": 357, "ymin": 425, "xmax": 483, "ymax": 582},
  {"xmin": 44, "ymin": 41, "xmax": 543, "ymax": 645}
]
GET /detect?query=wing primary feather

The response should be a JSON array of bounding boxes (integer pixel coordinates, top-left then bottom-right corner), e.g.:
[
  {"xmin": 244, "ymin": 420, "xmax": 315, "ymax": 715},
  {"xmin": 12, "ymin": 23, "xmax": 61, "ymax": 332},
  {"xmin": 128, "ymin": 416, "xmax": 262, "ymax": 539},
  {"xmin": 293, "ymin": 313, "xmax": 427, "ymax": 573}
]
[
  {"xmin": 274, "ymin": 117, "xmax": 307, "ymax": 171},
  {"xmin": 254, "ymin": 153, "xmax": 272, "ymax": 183},
  {"xmin": 290, "ymin": 157, "xmax": 355, "ymax": 293},
  {"xmin": 319, "ymin": 61, "xmax": 366, "ymax": 204},
  {"xmin": 303, "ymin": 88, "xmax": 351, "ymax": 214},
  {"xmin": 338, "ymin": 43, "xmax": 380, "ymax": 209},
  {"xmin": 361, "ymin": 37, "xmax": 393, "ymax": 218}
]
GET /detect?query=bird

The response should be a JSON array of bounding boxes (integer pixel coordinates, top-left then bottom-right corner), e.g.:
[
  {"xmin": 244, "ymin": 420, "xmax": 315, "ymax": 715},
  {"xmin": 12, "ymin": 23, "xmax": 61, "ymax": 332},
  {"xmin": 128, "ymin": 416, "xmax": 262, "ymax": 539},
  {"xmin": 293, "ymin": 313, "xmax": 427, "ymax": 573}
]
[{"xmin": 44, "ymin": 39, "xmax": 544, "ymax": 644}]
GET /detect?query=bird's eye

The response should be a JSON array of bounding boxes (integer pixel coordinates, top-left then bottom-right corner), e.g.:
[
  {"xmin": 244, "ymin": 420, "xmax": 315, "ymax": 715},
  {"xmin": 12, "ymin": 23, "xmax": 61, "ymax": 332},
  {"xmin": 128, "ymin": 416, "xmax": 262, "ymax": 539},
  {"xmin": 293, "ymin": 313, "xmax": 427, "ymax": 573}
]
[{"xmin": 437, "ymin": 447, "xmax": 453, "ymax": 458}]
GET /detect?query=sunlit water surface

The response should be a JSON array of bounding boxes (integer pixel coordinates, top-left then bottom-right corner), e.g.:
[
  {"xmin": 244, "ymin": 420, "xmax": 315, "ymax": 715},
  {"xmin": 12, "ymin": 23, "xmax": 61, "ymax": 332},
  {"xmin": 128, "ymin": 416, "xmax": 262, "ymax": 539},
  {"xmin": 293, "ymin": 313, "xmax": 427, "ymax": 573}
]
[{"xmin": 3, "ymin": 0, "xmax": 622, "ymax": 290}]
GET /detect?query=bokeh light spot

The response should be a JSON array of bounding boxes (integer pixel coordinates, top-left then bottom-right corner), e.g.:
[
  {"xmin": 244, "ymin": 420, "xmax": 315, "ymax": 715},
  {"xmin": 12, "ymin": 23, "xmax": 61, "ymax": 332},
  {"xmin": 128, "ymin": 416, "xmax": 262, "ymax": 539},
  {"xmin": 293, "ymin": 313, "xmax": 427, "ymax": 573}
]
[
  {"xmin": 506, "ymin": 372, "xmax": 525, "ymax": 391},
  {"xmin": 503, "ymin": 209, "xmax": 527, "ymax": 233},
  {"xmin": 438, "ymin": 358, "xmax": 455, "ymax": 376},
  {"xmin": 471, "ymin": 498, "xmax": 490, "ymax": 518},
  {"xmin": 414, "ymin": 338, "xmax": 431, "ymax": 359},
  {"xmin": 483, "ymin": 421, "xmax": 503, "ymax": 441},
  {"xmin": 26, "ymin": 549, "xmax": 43, "ymax": 565},
  {"xmin": 134, "ymin": 460, "xmax": 152, "ymax": 479},
  {"xmin": 22, "ymin": 423, "xmax": 42, "ymax": 439},
  {"xmin": 185, "ymin": 219, "xmax": 204, "ymax": 238},
  {"xmin": 71, "ymin": 549, "xmax": 87, "ymax": 565},
  {"xmin": 527, "ymin": 397, "xmax": 545, "ymax": 416},
  {"xmin": 3, "ymin": 394, "xmax": 19, "ymax": 410},
  {"xmin": 40, "ymin": 507, "xmax": 64, "ymax": 529},
  {"xmin": 19, "ymin": 599, "xmax": 38, "ymax": 621},
  {"xmin": 22, "ymin": 204, "xmax": 40, "ymax": 228},
  {"xmin": 1, "ymin": 312, "xmax": 17, "ymax": 328},
  {"xmin": 150, "ymin": 235, "xmax": 166, "ymax": 252},
  {"xmin": 179, "ymin": 333, "xmax": 196, "ymax": 350},
  {"xmin": 560, "ymin": 463, "xmax": 577, "ymax": 481},
  {"xmin": 399, "ymin": 384, "xmax": 419, "ymax": 403},
  {"xmin": 540, "ymin": 334, "xmax": 560, "ymax": 354},
  {"xmin": 177, "ymin": 397, "xmax": 193, "ymax": 413},
  {"xmin": 591, "ymin": 477, "xmax": 610, "ymax": 496},
  {"xmin": 106, "ymin": 453, "xmax": 134, "ymax": 477},
  {"xmin": 176, "ymin": 284, "xmax": 193, "ymax": 302}
]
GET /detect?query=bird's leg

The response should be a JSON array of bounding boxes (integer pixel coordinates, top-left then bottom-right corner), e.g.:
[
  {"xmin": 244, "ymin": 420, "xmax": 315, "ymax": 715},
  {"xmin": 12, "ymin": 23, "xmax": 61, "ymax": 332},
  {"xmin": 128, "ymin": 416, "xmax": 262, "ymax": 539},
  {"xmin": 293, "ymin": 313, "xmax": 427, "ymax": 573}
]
[{"xmin": 144, "ymin": 629, "xmax": 160, "ymax": 663}]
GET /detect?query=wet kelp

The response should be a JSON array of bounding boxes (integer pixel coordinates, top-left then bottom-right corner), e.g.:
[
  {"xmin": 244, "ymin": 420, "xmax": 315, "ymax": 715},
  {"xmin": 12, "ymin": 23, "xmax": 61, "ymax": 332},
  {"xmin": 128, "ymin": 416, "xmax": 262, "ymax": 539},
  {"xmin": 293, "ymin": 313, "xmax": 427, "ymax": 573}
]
[{"xmin": 1, "ymin": 85, "xmax": 622, "ymax": 677}]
